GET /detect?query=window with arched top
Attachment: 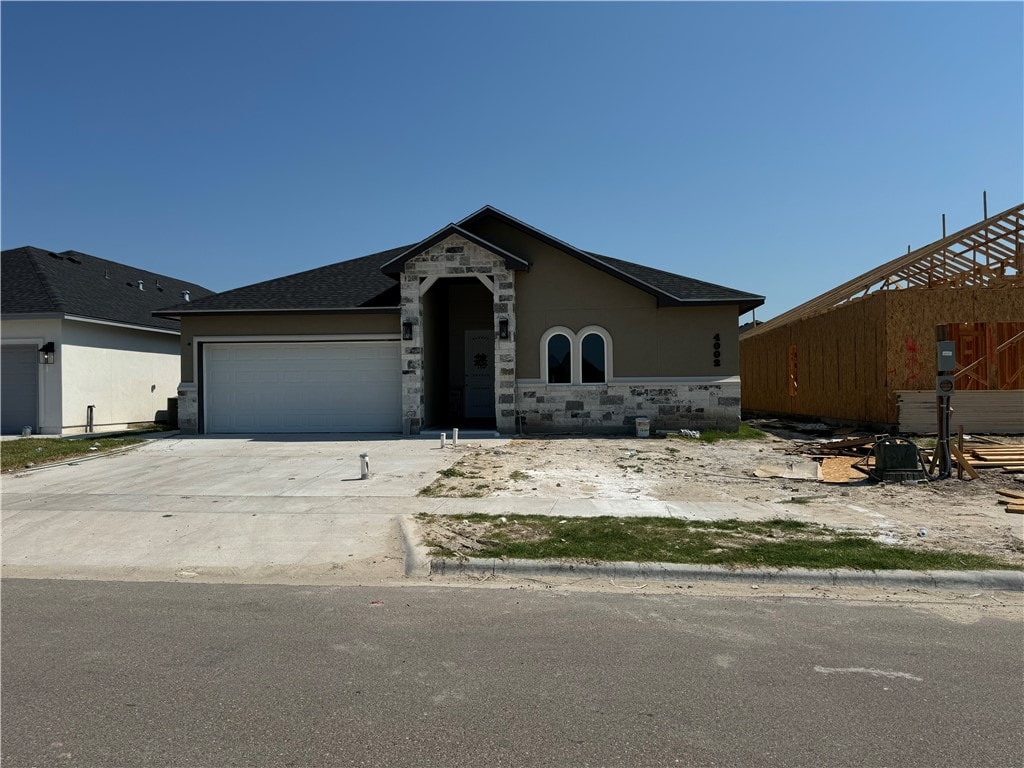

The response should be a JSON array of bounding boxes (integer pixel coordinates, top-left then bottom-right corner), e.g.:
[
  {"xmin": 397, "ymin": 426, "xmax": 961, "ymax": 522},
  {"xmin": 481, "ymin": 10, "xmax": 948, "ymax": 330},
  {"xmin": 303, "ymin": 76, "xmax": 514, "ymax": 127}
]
[
  {"xmin": 540, "ymin": 326, "xmax": 613, "ymax": 384},
  {"xmin": 546, "ymin": 333, "xmax": 572, "ymax": 384},
  {"xmin": 580, "ymin": 333, "xmax": 606, "ymax": 383}
]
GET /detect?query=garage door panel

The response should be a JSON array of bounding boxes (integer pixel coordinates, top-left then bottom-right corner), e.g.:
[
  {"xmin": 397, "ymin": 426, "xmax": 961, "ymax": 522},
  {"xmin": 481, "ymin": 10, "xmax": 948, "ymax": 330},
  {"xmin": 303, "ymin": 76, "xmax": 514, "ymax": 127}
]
[
  {"xmin": 204, "ymin": 342, "xmax": 401, "ymax": 433},
  {"xmin": 1, "ymin": 346, "xmax": 39, "ymax": 434}
]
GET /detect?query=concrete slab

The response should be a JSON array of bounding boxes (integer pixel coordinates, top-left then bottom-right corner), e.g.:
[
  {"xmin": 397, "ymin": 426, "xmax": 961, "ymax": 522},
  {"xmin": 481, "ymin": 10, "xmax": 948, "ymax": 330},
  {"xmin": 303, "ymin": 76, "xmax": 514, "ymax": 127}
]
[{"xmin": 1, "ymin": 434, "xmax": 509, "ymax": 585}]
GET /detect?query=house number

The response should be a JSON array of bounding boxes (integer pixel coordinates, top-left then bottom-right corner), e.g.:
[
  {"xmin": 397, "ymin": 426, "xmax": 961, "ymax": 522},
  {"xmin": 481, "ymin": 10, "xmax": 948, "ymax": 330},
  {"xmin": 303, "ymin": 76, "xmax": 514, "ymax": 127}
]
[{"xmin": 713, "ymin": 333, "xmax": 721, "ymax": 367}]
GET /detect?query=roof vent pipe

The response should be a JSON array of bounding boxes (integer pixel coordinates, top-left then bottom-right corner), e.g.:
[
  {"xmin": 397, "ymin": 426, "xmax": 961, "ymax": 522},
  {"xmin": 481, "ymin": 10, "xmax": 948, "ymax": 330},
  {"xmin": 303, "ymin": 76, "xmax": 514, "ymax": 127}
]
[
  {"xmin": 137, "ymin": 280, "xmax": 145, "ymax": 291},
  {"xmin": 181, "ymin": 290, "xmax": 190, "ymax": 302}
]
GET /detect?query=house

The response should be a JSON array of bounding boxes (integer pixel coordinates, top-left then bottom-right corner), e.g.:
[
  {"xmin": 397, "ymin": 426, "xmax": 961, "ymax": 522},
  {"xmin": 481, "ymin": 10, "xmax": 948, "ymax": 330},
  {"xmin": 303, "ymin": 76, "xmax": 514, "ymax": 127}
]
[
  {"xmin": 739, "ymin": 203, "xmax": 1023, "ymax": 433},
  {"xmin": 1, "ymin": 247, "xmax": 214, "ymax": 434},
  {"xmin": 154, "ymin": 206, "xmax": 764, "ymax": 435}
]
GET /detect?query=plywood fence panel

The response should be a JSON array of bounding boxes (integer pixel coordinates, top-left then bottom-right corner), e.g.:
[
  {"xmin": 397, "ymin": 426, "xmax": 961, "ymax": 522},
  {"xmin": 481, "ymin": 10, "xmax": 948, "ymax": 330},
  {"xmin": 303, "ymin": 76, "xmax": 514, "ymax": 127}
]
[
  {"xmin": 896, "ymin": 390, "xmax": 1024, "ymax": 434},
  {"xmin": 739, "ymin": 293, "xmax": 889, "ymax": 423}
]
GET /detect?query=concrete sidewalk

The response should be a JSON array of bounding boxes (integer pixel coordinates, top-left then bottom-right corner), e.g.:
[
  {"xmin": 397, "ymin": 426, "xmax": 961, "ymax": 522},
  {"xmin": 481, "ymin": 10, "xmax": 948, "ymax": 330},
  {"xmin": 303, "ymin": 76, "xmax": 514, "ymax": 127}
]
[{"xmin": 3, "ymin": 435, "xmax": 1021, "ymax": 589}]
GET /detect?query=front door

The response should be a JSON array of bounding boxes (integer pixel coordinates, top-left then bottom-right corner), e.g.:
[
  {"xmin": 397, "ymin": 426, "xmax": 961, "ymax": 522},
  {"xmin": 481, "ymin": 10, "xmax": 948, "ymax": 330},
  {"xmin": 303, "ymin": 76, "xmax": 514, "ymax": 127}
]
[{"xmin": 464, "ymin": 330, "xmax": 495, "ymax": 419}]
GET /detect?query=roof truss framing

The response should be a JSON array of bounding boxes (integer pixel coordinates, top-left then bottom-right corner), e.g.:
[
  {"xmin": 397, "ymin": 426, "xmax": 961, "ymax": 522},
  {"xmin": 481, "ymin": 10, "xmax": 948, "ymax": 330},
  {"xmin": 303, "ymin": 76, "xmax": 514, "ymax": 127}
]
[{"xmin": 745, "ymin": 203, "xmax": 1023, "ymax": 337}]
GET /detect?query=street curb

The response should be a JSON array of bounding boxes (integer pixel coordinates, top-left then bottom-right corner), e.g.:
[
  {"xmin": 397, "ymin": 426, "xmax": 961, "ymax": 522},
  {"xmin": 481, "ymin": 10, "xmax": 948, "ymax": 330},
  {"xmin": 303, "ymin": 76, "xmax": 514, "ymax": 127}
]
[
  {"xmin": 399, "ymin": 516, "xmax": 432, "ymax": 579},
  {"xmin": 399, "ymin": 516, "xmax": 1024, "ymax": 591}
]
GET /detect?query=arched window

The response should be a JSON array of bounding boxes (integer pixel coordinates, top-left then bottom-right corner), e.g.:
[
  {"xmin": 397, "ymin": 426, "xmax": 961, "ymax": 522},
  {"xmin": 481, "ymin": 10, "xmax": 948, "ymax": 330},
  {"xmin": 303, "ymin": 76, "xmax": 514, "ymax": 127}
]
[
  {"xmin": 580, "ymin": 333, "xmax": 606, "ymax": 383},
  {"xmin": 547, "ymin": 333, "xmax": 572, "ymax": 384},
  {"xmin": 541, "ymin": 326, "xmax": 613, "ymax": 385}
]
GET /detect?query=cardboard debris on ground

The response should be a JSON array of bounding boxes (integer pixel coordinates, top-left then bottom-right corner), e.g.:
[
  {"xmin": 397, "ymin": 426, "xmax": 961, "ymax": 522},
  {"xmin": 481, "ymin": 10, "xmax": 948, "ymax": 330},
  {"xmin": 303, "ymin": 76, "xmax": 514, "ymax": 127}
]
[{"xmin": 753, "ymin": 460, "xmax": 822, "ymax": 481}]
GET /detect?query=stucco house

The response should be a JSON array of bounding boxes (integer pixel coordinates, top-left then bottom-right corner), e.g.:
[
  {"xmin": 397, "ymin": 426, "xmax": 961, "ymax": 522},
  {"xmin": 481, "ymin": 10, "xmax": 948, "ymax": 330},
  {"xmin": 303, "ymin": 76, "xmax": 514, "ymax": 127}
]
[
  {"xmin": 1, "ymin": 246, "xmax": 213, "ymax": 434},
  {"xmin": 154, "ymin": 206, "xmax": 764, "ymax": 435}
]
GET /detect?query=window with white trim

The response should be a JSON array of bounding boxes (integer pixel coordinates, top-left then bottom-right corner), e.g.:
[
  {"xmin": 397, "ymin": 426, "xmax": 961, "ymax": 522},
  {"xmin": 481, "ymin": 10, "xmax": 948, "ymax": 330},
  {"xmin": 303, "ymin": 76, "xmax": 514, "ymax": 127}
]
[{"xmin": 540, "ymin": 326, "xmax": 613, "ymax": 384}]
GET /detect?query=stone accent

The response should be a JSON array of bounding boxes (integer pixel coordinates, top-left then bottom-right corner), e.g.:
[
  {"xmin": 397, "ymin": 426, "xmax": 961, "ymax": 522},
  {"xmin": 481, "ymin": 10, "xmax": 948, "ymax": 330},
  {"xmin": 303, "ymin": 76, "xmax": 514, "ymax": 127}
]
[
  {"xmin": 516, "ymin": 380, "xmax": 742, "ymax": 434},
  {"xmin": 176, "ymin": 382, "xmax": 198, "ymax": 434},
  {"xmin": 400, "ymin": 234, "xmax": 517, "ymax": 434}
]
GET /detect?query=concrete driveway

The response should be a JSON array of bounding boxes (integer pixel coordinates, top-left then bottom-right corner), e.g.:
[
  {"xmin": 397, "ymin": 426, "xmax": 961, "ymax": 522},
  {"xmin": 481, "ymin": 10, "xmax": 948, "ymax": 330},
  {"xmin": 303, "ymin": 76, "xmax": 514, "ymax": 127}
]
[{"xmin": 1, "ymin": 434, "xmax": 507, "ymax": 585}]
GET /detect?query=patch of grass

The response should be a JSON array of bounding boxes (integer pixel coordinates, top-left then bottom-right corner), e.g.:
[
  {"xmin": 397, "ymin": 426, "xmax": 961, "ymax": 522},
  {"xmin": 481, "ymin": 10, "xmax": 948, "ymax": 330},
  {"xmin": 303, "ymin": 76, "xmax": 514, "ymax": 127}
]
[
  {"xmin": 668, "ymin": 423, "xmax": 768, "ymax": 444},
  {"xmin": 509, "ymin": 470, "xmax": 530, "ymax": 481},
  {"xmin": 419, "ymin": 514, "xmax": 1021, "ymax": 571},
  {"xmin": 438, "ymin": 467, "xmax": 469, "ymax": 479},
  {"xmin": 1, "ymin": 436, "xmax": 145, "ymax": 473}
]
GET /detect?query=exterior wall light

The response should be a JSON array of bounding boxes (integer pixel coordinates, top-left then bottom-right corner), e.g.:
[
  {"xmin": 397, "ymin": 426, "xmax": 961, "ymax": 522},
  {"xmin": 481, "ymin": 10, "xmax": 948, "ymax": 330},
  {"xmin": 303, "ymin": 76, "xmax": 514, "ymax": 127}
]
[
  {"xmin": 498, "ymin": 318, "xmax": 509, "ymax": 340},
  {"xmin": 402, "ymin": 321, "xmax": 413, "ymax": 341},
  {"xmin": 38, "ymin": 341, "xmax": 55, "ymax": 364}
]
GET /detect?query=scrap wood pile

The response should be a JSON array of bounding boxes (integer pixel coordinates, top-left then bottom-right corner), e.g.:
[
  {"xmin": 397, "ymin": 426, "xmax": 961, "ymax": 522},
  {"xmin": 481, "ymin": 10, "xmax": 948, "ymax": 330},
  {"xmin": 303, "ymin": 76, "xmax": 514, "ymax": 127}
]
[
  {"xmin": 778, "ymin": 432, "xmax": 1024, "ymax": 485},
  {"xmin": 997, "ymin": 488, "xmax": 1024, "ymax": 514}
]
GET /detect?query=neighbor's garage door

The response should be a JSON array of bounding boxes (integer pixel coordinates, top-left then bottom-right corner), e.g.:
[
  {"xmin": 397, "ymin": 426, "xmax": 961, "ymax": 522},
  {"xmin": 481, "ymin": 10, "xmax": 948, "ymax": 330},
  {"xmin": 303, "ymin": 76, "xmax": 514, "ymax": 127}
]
[
  {"xmin": 1, "ymin": 345, "xmax": 39, "ymax": 434},
  {"xmin": 203, "ymin": 342, "xmax": 402, "ymax": 433}
]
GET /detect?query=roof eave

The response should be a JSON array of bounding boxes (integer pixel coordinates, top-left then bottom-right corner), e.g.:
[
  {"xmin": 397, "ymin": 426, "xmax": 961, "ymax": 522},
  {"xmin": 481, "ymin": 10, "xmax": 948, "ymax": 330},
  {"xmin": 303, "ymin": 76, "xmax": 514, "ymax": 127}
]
[{"xmin": 153, "ymin": 306, "xmax": 401, "ymax": 319}]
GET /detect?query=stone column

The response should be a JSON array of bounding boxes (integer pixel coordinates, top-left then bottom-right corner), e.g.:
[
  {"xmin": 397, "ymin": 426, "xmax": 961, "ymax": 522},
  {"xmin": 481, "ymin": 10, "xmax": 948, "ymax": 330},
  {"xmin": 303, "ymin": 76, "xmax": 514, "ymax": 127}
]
[
  {"xmin": 400, "ymin": 273, "xmax": 424, "ymax": 435},
  {"xmin": 493, "ymin": 269, "xmax": 517, "ymax": 434}
]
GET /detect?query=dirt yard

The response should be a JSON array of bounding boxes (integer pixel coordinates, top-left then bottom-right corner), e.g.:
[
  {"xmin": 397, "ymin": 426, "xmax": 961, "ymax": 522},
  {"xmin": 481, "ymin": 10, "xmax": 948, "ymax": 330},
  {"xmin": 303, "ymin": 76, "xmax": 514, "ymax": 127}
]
[{"xmin": 418, "ymin": 427, "xmax": 1024, "ymax": 565}]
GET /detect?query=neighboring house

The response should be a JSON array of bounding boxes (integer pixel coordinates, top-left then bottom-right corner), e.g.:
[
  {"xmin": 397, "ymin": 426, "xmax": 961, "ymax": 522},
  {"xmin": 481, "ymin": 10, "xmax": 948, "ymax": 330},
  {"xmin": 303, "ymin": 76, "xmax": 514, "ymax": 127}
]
[
  {"xmin": 1, "ymin": 246, "xmax": 214, "ymax": 434},
  {"xmin": 154, "ymin": 206, "xmax": 764, "ymax": 436},
  {"xmin": 740, "ymin": 203, "xmax": 1023, "ymax": 433}
]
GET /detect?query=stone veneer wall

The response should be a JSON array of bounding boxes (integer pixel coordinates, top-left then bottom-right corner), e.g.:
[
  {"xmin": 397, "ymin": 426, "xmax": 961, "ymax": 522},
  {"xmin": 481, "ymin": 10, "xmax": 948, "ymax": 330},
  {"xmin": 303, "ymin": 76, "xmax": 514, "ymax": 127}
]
[
  {"xmin": 400, "ymin": 235, "xmax": 516, "ymax": 434},
  {"xmin": 516, "ymin": 379, "xmax": 741, "ymax": 434}
]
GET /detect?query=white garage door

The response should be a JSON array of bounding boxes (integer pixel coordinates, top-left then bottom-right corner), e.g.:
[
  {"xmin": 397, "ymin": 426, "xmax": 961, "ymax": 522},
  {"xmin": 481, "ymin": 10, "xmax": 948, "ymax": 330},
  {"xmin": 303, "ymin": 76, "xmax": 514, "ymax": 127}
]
[{"xmin": 203, "ymin": 341, "xmax": 402, "ymax": 433}]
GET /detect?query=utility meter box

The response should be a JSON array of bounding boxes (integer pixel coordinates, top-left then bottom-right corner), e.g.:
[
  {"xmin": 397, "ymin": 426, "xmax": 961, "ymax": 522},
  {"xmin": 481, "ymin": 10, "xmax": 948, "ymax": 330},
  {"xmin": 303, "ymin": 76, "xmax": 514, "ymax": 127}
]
[
  {"xmin": 936, "ymin": 375, "xmax": 955, "ymax": 395},
  {"xmin": 937, "ymin": 341, "xmax": 956, "ymax": 373}
]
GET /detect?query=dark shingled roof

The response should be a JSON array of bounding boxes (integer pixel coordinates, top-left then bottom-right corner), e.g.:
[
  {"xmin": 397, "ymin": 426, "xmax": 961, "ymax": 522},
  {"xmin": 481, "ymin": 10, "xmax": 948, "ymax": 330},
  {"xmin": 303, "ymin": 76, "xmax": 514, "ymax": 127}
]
[
  {"xmin": 586, "ymin": 252, "xmax": 764, "ymax": 314},
  {"xmin": 154, "ymin": 246, "xmax": 409, "ymax": 315},
  {"xmin": 2, "ymin": 246, "xmax": 214, "ymax": 332},
  {"xmin": 153, "ymin": 208, "xmax": 764, "ymax": 317}
]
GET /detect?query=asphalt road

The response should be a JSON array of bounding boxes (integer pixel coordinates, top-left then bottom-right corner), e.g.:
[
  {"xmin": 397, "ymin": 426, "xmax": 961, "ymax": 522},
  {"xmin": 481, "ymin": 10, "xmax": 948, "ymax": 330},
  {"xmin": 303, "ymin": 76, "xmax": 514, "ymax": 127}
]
[{"xmin": 2, "ymin": 580, "xmax": 1021, "ymax": 768}]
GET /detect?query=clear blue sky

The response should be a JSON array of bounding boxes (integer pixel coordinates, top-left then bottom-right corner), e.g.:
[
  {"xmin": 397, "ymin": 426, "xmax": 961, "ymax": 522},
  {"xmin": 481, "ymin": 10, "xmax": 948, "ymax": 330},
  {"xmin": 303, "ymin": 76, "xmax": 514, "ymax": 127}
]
[{"xmin": 3, "ymin": 1, "xmax": 1022, "ymax": 321}]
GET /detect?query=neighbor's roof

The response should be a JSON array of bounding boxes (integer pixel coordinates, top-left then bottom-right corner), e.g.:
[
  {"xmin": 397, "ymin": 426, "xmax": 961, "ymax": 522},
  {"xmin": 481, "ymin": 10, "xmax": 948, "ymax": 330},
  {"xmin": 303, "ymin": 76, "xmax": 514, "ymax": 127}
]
[
  {"xmin": 1, "ymin": 246, "xmax": 214, "ymax": 332},
  {"xmin": 155, "ymin": 207, "xmax": 764, "ymax": 317}
]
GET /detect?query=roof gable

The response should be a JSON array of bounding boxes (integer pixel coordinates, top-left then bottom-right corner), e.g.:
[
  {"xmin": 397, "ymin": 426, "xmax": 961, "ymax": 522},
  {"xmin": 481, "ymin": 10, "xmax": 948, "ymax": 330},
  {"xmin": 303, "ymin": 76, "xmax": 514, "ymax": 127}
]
[
  {"xmin": 1, "ymin": 246, "xmax": 214, "ymax": 331},
  {"xmin": 379, "ymin": 224, "xmax": 530, "ymax": 276},
  {"xmin": 458, "ymin": 205, "xmax": 764, "ymax": 313}
]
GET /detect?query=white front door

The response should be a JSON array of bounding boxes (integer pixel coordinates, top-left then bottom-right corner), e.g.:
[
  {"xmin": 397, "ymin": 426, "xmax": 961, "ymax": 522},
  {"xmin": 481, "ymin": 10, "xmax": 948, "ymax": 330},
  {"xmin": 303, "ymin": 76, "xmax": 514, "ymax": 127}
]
[{"xmin": 464, "ymin": 331, "xmax": 495, "ymax": 419}]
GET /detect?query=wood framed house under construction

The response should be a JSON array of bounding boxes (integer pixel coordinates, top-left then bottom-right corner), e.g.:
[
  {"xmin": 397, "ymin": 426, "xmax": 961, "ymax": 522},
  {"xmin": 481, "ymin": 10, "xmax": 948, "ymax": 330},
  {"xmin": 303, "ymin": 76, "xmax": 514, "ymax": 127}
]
[{"xmin": 739, "ymin": 203, "xmax": 1023, "ymax": 434}]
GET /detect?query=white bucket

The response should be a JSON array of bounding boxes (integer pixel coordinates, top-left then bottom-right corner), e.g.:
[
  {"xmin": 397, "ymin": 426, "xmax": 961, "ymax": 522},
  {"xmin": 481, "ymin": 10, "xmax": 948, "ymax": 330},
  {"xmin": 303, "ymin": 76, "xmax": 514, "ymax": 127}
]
[{"xmin": 635, "ymin": 417, "xmax": 650, "ymax": 438}]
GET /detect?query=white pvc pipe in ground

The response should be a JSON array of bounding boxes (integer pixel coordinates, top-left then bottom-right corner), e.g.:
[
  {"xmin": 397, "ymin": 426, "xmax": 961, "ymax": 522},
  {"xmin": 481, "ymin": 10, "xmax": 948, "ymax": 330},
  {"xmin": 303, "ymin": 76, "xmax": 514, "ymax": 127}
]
[
  {"xmin": 359, "ymin": 452, "xmax": 370, "ymax": 480},
  {"xmin": 452, "ymin": 428, "xmax": 459, "ymax": 447}
]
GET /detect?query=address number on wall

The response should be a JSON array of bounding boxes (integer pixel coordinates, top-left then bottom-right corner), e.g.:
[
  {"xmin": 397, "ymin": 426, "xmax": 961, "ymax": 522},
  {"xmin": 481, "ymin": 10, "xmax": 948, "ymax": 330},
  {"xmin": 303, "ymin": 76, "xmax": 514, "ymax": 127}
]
[{"xmin": 713, "ymin": 333, "xmax": 721, "ymax": 367}]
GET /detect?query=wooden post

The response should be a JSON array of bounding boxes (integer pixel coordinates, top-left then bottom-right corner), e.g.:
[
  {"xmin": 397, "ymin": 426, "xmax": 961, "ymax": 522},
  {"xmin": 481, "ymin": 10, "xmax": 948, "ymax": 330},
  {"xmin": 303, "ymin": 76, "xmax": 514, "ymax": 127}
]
[{"xmin": 957, "ymin": 424, "xmax": 964, "ymax": 480}]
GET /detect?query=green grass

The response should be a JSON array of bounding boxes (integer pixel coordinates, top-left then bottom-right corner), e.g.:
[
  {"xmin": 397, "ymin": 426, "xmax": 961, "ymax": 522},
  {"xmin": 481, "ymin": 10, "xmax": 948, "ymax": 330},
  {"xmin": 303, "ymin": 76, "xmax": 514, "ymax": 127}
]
[
  {"xmin": 509, "ymin": 470, "xmax": 530, "ymax": 481},
  {"xmin": 417, "ymin": 514, "xmax": 1021, "ymax": 571},
  {"xmin": 668, "ymin": 423, "xmax": 768, "ymax": 444},
  {"xmin": 1, "ymin": 437, "xmax": 145, "ymax": 472}
]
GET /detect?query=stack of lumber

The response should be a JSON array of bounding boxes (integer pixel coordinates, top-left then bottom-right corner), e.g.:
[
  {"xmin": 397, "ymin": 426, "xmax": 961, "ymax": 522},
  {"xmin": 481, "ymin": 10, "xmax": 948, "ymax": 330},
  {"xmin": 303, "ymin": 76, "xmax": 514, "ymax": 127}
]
[
  {"xmin": 920, "ymin": 442, "xmax": 1024, "ymax": 473},
  {"xmin": 964, "ymin": 445, "xmax": 1024, "ymax": 472},
  {"xmin": 997, "ymin": 488, "xmax": 1024, "ymax": 514}
]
